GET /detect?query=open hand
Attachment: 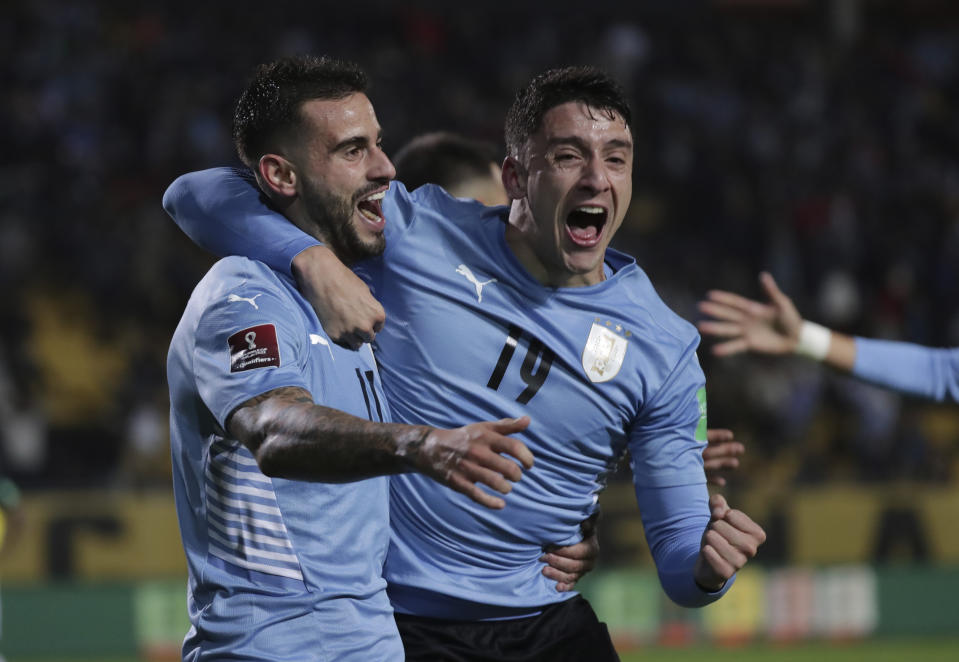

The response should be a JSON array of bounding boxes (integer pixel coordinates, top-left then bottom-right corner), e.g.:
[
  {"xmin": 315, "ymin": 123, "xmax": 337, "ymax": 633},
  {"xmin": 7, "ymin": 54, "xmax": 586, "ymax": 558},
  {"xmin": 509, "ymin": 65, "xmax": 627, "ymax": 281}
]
[
  {"xmin": 697, "ymin": 272, "xmax": 802, "ymax": 357},
  {"xmin": 703, "ymin": 429, "xmax": 744, "ymax": 487},
  {"xmin": 541, "ymin": 513, "xmax": 599, "ymax": 591},
  {"xmin": 413, "ymin": 417, "xmax": 534, "ymax": 509}
]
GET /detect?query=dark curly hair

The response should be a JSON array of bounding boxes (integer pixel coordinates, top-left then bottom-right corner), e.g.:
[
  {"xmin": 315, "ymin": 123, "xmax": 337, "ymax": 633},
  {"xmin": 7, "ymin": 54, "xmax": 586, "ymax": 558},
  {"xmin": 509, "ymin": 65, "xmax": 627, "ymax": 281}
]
[
  {"xmin": 504, "ymin": 66, "xmax": 632, "ymax": 158},
  {"xmin": 232, "ymin": 55, "xmax": 367, "ymax": 167}
]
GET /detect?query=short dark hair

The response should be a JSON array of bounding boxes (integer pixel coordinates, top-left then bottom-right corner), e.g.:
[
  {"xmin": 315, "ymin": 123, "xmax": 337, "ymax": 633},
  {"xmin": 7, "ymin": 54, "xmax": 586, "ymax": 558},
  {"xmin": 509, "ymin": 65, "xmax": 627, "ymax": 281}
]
[
  {"xmin": 393, "ymin": 132, "xmax": 500, "ymax": 192},
  {"xmin": 232, "ymin": 55, "xmax": 367, "ymax": 167},
  {"xmin": 504, "ymin": 66, "xmax": 632, "ymax": 158}
]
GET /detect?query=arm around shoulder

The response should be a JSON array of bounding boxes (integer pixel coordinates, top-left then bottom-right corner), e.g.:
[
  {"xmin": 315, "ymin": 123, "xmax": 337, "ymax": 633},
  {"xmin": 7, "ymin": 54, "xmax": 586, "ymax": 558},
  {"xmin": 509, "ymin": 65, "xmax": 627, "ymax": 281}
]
[{"xmin": 163, "ymin": 167, "xmax": 320, "ymax": 274}]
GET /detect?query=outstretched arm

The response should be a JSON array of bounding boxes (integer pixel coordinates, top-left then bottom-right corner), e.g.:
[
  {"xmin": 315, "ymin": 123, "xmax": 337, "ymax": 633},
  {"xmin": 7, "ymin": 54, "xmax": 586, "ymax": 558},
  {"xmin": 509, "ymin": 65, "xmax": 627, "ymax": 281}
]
[
  {"xmin": 698, "ymin": 271, "xmax": 855, "ymax": 370},
  {"xmin": 228, "ymin": 386, "xmax": 534, "ymax": 510},
  {"xmin": 852, "ymin": 339, "xmax": 959, "ymax": 403},
  {"xmin": 699, "ymin": 272, "xmax": 959, "ymax": 402},
  {"xmin": 163, "ymin": 168, "xmax": 384, "ymax": 347}
]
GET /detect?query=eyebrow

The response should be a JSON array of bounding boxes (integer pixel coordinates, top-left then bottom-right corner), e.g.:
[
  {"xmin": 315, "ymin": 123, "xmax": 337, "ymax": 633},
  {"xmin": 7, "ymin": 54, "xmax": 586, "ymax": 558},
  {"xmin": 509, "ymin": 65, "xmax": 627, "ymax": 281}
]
[
  {"xmin": 546, "ymin": 135, "xmax": 633, "ymax": 151},
  {"xmin": 332, "ymin": 130, "xmax": 383, "ymax": 152}
]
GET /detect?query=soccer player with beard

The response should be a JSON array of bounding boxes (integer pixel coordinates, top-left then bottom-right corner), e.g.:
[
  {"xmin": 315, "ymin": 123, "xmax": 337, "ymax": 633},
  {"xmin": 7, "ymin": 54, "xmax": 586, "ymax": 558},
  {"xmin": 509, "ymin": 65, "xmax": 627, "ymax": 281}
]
[
  {"xmin": 165, "ymin": 65, "xmax": 766, "ymax": 661},
  {"xmin": 165, "ymin": 55, "xmax": 534, "ymax": 661}
]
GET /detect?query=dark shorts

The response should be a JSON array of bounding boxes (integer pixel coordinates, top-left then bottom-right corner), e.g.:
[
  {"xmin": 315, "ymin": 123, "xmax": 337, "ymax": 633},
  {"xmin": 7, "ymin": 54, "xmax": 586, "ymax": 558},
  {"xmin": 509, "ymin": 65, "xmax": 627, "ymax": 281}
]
[{"xmin": 394, "ymin": 595, "xmax": 620, "ymax": 662}]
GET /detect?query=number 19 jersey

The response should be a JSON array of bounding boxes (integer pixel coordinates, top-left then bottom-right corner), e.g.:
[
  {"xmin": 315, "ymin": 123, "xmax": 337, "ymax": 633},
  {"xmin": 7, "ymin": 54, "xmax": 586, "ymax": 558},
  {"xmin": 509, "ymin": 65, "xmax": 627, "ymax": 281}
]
[{"xmin": 357, "ymin": 184, "xmax": 710, "ymax": 618}]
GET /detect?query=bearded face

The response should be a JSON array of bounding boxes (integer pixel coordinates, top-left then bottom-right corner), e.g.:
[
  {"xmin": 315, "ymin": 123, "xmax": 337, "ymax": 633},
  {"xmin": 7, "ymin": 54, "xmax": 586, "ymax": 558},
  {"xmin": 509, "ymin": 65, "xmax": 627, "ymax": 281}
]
[{"xmin": 299, "ymin": 174, "xmax": 386, "ymax": 265}]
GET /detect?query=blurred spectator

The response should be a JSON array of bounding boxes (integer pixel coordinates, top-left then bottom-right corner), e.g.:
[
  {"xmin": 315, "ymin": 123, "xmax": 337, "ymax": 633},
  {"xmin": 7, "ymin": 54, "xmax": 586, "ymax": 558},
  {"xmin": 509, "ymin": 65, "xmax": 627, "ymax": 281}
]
[{"xmin": 2, "ymin": 0, "xmax": 958, "ymax": 489}]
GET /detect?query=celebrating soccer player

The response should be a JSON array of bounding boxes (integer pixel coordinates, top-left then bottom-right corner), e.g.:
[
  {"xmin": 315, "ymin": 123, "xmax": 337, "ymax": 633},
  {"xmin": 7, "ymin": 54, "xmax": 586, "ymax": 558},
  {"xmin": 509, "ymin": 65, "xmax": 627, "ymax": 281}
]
[{"xmin": 166, "ymin": 63, "xmax": 766, "ymax": 661}]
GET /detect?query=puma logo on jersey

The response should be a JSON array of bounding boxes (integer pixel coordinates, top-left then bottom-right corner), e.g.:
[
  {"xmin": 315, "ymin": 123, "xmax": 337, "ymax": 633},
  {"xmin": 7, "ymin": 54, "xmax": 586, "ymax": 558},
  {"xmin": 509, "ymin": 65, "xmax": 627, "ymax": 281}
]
[
  {"xmin": 228, "ymin": 293, "xmax": 263, "ymax": 310},
  {"xmin": 456, "ymin": 264, "xmax": 497, "ymax": 303}
]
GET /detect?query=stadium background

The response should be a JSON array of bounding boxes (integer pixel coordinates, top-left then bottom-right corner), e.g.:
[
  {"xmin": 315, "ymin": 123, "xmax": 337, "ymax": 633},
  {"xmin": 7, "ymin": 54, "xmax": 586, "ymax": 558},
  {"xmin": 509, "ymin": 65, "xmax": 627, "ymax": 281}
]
[{"xmin": 1, "ymin": 0, "xmax": 958, "ymax": 658}]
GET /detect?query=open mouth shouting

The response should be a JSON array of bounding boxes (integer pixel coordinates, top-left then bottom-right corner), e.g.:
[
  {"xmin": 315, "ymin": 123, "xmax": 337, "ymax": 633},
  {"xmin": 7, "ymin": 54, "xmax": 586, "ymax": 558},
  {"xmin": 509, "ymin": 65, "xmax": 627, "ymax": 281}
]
[
  {"xmin": 357, "ymin": 189, "xmax": 387, "ymax": 231},
  {"xmin": 565, "ymin": 205, "xmax": 608, "ymax": 247}
]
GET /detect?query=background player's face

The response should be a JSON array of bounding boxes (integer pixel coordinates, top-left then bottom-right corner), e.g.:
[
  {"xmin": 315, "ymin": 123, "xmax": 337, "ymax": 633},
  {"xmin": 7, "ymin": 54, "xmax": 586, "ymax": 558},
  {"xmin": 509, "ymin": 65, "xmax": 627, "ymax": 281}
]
[
  {"xmin": 294, "ymin": 94, "xmax": 395, "ymax": 264},
  {"xmin": 515, "ymin": 101, "xmax": 632, "ymax": 287}
]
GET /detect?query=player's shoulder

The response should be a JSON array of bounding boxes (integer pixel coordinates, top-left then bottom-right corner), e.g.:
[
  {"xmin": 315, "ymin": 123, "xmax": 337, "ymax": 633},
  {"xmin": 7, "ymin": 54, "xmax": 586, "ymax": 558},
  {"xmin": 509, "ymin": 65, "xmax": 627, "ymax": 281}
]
[
  {"xmin": 200, "ymin": 256, "xmax": 285, "ymax": 292},
  {"xmin": 188, "ymin": 256, "xmax": 297, "ymax": 315},
  {"xmin": 391, "ymin": 181, "xmax": 497, "ymax": 223},
  {"xmin": 606, "ymin": 249, "xmax": 699, "ymax": 347}
]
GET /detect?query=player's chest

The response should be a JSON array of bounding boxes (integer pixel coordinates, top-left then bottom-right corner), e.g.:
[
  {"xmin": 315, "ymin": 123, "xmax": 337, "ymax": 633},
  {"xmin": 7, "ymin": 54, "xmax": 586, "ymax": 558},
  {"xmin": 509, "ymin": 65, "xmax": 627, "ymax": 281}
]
[
  {"xmin": 305, "ymin": 335, "xmax": 387, "ymax": 424},
  {"xmin": 392, "ymin": 281, "xmax": 644, "ymax": 428}
]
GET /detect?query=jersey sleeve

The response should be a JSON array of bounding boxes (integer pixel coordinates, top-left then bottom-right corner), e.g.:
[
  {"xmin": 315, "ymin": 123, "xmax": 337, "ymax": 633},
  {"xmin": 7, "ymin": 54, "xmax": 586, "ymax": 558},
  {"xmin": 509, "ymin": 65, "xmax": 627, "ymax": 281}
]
[
  {"xmin": 853, "ymin": 338, "xmax": 959, "ymax": 403},
  {"xmin": 163, "ymin": 167, "xmax": 319, "ymax": 277},
  {"xmin": 626, "ymin": 346, "xmax": 727, "ymax": 606},
  {"xmin": 635, "ymin": 482, "xmax": 733, "ymax": 607},
  {"xmin": 628, "ymin": 344, "xmax": 709, "ymax": 488},
  {"xmin": 192, "ymin": 270, "xmax": 312, "ymax": 428}
]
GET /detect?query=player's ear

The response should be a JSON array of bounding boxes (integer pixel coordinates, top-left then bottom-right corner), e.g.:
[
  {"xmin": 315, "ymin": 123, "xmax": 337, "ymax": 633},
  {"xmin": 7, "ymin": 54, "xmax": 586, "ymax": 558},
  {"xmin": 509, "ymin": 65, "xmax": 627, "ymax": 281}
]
[
  {"xmin": 501, "ymin": 156, "xmax": 527, "ymax": 201},
  {"xmin": 258, "ymin": 154, "xmax": 297, "ymax": 198}
]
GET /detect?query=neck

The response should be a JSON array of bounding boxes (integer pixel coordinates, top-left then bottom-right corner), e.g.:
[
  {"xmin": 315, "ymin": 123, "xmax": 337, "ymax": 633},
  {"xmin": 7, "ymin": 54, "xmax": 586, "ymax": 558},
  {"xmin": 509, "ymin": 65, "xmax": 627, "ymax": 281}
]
[{"xmin": 280, "ymin": 199, "xmax": 349, "ymax": 263}]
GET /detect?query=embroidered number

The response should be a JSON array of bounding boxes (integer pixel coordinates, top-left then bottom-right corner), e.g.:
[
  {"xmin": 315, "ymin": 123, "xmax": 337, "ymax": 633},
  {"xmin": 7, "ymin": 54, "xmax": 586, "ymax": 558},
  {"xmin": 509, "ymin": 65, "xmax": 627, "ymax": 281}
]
[
  {"xmin": 487, "ymin": 325, "xmax": 554, "ymax": 404},
  {"xmin": 355, "ymin": 369, "xmax": 384, "ymax": 421}
]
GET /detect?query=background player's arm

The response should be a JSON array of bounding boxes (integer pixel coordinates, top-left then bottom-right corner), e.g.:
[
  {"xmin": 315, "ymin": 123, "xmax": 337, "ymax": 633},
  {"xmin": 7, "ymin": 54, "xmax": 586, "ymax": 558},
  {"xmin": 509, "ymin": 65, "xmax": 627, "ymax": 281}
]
[
  {"xmin": 697, "ymin": 271, "xmax": 856, "ymax": 370},
  {"xmin": 164, "ymin": 168, "xmax": 383, "ymax": 348},
  {"xmin": 698, "ymin": 271, "xmax": 959, "ymax": 401},
  {"xmin": 227, "ymin": 386, "xmax": 534, "ymax": 509},
  {"xmin": 702, "ymin": 428, "xmax": 744, "ymax": 487}
]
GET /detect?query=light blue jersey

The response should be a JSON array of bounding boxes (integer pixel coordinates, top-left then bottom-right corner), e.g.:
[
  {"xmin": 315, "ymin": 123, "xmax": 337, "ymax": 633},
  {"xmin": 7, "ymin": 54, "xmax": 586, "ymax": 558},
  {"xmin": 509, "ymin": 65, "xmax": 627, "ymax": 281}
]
[
  {"xmin": 167, "ymin": 256, "xmax": 402, "ymax": 660},
  {"xmin": 853, "ymin": 338, "xmax": 959, "ymax": 402},
  {"xmin": 164, "ymin": 169, "xmax": 731, "ymax": 620}
]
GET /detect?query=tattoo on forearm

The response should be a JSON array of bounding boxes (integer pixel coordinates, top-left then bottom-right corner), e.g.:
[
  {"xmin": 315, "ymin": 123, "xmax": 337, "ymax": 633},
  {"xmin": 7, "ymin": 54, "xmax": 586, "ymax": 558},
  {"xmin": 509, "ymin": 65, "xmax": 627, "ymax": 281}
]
[
  {"xmin": 227, "ymin": 385, "xmax": 429, "ymax": 481},
  {"xmin": 243, "ymin": 386, "xmax": 314, "ymax": 408}
]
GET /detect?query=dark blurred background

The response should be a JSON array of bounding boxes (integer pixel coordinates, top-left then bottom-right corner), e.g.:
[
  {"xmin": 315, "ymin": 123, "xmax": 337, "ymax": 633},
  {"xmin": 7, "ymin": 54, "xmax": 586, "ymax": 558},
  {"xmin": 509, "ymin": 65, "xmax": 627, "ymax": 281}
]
[
  {"xmin": 1, "ymin": 0, "xmax": 958, "ymax": 655},
  {"xmin": 3, "ymin": 0, "xmax": 957, "ymax": 490}
]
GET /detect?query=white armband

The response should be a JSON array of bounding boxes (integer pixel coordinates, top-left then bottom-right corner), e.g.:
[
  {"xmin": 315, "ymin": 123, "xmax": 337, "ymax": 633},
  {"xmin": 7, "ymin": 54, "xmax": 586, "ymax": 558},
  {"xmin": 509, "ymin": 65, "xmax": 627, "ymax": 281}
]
[{"xmin": 795, "ymin": 321, "xmax": 832, "ymax": 361}]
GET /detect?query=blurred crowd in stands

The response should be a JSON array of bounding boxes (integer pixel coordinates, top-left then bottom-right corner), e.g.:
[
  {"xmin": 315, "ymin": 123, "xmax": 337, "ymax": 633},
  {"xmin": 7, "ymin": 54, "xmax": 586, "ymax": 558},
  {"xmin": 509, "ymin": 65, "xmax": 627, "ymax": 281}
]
[{"xmin": 1, "ymin": 0, "xmax": 957, "ymax": 491}]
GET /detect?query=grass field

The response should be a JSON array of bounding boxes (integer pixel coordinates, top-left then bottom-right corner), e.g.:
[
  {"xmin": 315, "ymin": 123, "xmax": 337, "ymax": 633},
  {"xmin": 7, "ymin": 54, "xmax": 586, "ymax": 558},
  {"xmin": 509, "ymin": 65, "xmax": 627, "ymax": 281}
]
[
  {"xmin": 619, "ymin": 637, "xmax": 959, "ymax": 662},
  {"xmin": 16, "ymin": 638, "xmax": 959, "ymax": 662}
]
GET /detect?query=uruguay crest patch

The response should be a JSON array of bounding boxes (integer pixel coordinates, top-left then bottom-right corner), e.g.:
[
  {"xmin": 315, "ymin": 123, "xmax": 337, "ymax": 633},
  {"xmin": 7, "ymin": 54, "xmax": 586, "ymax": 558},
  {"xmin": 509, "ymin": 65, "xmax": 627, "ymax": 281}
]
[{"xmin": 582, "ymin": 322, "xmax": 628, "ymax": 383}]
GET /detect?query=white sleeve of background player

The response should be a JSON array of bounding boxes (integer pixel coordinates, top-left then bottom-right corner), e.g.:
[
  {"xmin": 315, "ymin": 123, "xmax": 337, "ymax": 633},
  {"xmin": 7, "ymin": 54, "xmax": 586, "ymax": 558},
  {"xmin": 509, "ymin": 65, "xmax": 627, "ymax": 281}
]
[
  {"xmin": 628, "ymin": 344, "xmax": 708, "ymax": 488},
  {"xmin": 192, "ymin": 270, "xmax": 312, "ymax": 429},
  {"xmin": 853, "ymin": 338, "xmax": 959, "ymax": 403}
]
